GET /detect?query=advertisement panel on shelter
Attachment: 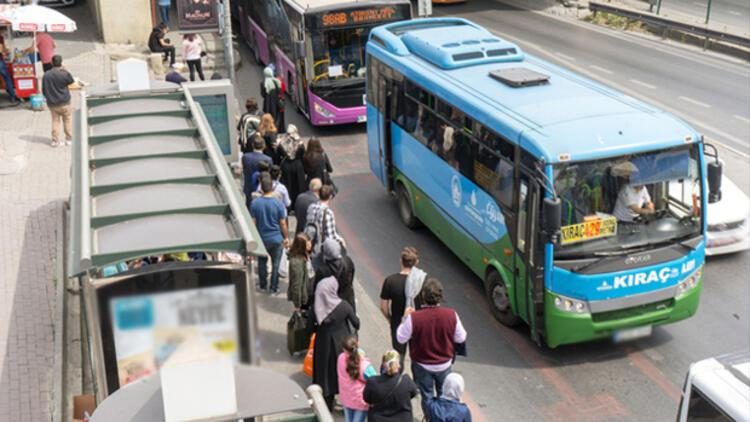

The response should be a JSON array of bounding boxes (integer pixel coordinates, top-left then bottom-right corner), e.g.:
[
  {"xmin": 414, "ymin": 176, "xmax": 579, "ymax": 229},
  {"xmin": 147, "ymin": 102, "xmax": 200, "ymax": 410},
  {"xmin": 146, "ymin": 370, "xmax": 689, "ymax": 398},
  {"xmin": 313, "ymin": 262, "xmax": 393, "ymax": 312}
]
[
  {"xmin": 110, "ymin": 285, "xmax": 238, "ymax": 387},
  {"xmin": 176, "ymin": 0, "xmax": 219, "ymax": 30}
]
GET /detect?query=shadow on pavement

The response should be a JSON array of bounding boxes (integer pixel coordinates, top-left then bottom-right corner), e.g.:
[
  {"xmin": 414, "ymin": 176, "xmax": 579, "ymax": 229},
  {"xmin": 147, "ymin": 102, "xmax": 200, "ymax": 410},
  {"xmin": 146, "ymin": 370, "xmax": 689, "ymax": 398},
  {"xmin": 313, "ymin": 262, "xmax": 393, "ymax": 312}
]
[{"xmin": 0, "ymin": 200, "xmax": 62, "ymax": 421}]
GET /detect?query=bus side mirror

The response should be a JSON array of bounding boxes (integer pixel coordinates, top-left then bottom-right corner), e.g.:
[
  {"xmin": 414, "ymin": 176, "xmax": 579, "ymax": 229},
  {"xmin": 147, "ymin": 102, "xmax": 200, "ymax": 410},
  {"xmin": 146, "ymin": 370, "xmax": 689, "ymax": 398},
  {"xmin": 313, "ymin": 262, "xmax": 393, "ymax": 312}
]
[
  {"xmin": 543, "ymin": 197, "xmax": 562, "ymax": 239},
  {"xmin": 707, "ymin": 160, "xmax": 722, "ymax": 203}
]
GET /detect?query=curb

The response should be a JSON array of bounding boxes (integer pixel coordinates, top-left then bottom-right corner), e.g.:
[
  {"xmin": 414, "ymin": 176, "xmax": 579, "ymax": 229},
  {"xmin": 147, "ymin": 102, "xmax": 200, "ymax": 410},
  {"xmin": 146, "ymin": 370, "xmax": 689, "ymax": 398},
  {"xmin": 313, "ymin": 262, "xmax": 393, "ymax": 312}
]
[{"xmin": 51, "ymin": 200, "xmax": 65, "ymax": 422}]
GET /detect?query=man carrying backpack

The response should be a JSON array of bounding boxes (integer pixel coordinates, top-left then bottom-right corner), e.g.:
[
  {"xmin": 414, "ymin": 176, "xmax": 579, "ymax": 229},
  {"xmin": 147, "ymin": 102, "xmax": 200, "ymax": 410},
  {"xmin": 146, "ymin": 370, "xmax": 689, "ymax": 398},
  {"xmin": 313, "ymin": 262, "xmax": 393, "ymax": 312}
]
[
  {"xmin": 238, "ymin": 97, "xmax": 261, "ymax": 153},
  {"xmin": 304, "ymin": 184, "xmax": 345, "ymax": 267}
]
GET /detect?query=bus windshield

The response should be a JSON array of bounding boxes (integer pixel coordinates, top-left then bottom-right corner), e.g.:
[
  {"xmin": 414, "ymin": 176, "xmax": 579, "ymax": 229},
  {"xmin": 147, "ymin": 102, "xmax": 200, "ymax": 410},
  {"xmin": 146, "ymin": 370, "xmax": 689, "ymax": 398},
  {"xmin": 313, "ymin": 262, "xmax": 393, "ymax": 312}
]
[
  {"xmin": 311, "ymin": 26, "xmax": 372, "ymax": 82},
  {"xmin": 553, "ymin": 145, "xmax": 702, "ymax": 259}
]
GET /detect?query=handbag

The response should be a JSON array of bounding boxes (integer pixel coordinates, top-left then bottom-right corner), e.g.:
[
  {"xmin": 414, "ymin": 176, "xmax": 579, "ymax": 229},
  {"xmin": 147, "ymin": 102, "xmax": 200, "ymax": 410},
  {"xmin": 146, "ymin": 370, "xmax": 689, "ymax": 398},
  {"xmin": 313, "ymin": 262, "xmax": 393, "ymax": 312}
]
[
  {"xmin": 303, "ymin": 333, "xmax": 316, "ymax": 377},
  {"xmin": 287, "ymin": 310, "xmax": 314, "ymax": 355}
]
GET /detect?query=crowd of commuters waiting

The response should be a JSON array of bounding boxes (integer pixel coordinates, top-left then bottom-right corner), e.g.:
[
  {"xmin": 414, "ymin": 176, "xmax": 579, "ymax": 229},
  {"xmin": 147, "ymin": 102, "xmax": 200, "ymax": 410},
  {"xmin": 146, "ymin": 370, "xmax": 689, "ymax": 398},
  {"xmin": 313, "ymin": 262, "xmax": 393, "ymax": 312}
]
[{"xmin": 238, "ymin": 94, "xmax": 472, "ymax": 419}]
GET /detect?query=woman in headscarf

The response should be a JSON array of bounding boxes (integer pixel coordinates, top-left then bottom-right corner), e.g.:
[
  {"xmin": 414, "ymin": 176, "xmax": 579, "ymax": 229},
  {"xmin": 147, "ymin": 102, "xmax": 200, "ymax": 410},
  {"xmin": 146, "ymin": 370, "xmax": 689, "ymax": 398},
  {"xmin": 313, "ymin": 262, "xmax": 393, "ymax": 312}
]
[
  {"xmin": 260, "ymin": 66, "xmax": 283, "ymax": 129},
  {"xmin": 313, "ymin": 276, "xmax": 360, "ymax": 411},
  {"xmin": 427, "ymin": 373, "xmax": 472, "ymax": 422},
  {"xmin": 315, "ymin": 238, "xmax": 355, "ymax": 313},
  {"xmin": 364, "ymin": 350, "xmax": 419, "ymax": 422},
  {"xmin": 276, "ymin": 124, "xmax": 307, "ymax": 207}
]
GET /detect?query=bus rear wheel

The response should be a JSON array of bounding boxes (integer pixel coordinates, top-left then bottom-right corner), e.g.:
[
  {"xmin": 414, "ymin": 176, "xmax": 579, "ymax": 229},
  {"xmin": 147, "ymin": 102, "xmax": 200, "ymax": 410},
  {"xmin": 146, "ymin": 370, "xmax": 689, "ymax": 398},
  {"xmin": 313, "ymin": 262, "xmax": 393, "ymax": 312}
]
[
  {"xmin": 486, "ymin": 270, "xmax": 520, "ymax": 327},
  {"xmin": 396, "ymin": 183, "xmax": 420, "ymax": 229}
]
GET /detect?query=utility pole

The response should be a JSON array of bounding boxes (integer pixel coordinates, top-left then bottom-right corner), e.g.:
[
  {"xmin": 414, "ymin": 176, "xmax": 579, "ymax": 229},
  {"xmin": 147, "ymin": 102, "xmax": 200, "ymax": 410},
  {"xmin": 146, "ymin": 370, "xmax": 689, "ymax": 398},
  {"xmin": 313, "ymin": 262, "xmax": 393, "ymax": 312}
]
[
  {"xmin": 705, "ymin": 0, "xmax": 713, "ymax": 24},
  {"xmin": 219, "ymin": 0, "xmax": 236, "ymax": 83}
]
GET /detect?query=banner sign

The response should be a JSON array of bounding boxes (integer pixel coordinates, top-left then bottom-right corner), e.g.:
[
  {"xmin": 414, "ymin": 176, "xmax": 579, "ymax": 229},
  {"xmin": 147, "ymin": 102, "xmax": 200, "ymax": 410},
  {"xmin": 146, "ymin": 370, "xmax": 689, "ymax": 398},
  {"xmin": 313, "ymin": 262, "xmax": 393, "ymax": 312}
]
[{"xmin": 176, "ymin": 0, "xmax": 219, "ymax": 30}]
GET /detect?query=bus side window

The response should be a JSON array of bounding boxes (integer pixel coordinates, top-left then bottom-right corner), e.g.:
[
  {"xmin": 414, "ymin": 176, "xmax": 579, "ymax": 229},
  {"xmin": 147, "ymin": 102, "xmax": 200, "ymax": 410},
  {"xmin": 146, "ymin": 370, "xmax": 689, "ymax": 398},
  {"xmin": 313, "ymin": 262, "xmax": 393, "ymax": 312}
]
[{"xmin": 367, "ymin": 57, "xmax": 380, "ymax": 109}]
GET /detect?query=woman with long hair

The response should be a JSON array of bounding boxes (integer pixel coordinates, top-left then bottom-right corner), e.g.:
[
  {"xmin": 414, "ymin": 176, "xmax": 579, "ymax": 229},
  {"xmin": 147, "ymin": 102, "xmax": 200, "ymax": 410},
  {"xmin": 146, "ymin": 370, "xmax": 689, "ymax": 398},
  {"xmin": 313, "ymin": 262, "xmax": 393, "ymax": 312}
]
[
  {"xmin": 287, "ymin": 233, "xmax": 314, "ymax": 310},
  {"xmin": 181, "ymin": 33, "xmax": 205, "ymax": 81},
  {"xmin": 337, "ymin": 335, "xmax": 376, "ymax": 422},
  {"xmin": 303, "ymin": 137, "xmax": 333, "ymax": 187},
  {"xmin": 258, "ymin": 113, "xmax": 278, "ymax": 161}
]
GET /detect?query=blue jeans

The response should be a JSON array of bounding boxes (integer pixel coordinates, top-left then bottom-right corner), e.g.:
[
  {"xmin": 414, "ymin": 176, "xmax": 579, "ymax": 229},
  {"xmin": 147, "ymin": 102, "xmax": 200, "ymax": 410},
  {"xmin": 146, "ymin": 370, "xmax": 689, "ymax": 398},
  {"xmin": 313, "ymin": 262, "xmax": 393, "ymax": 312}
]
[
  {"xmin": 0, "ymin": 60, "xmax": 17, "ymax": 101},
  {"xmin": 158, "ymin": 5, "xmax": 170, "ymax": 24},
  {"xmin": 344, "ymin": 408, "xmax": 367, "ymax": 422},
  {"xmin": 412, "ymin": 362, "xmax": 451, "ymax": 417},
  {"xmin": 258, "ymin": 242, "xmax": 283, "ymax": 291}
]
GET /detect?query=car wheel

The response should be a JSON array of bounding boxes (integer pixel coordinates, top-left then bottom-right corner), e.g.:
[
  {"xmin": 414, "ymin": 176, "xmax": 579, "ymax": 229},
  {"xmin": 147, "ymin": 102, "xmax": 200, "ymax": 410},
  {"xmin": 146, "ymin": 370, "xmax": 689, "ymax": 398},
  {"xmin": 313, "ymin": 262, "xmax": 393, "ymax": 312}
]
[{"xmin": 485, "ymin": 270, "xmax": 520, "ymax": 327}]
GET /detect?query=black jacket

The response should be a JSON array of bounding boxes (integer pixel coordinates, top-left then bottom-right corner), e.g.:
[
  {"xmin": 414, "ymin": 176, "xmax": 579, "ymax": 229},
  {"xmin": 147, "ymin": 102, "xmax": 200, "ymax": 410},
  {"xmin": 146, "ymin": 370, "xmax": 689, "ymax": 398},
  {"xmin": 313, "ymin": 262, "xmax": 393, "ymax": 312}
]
[{"xmin": 364, "ymin": 373, "xmax": 419, "ymax": 422}]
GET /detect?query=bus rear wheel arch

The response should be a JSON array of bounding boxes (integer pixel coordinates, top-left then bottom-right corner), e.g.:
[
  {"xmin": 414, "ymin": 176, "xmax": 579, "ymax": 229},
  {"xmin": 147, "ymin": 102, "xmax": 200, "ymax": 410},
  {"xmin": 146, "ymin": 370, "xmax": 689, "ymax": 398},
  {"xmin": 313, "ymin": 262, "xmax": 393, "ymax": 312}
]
[
  {"xmin": 396, "ymin": 182, "xmax": 420, "ymax": 229},
  {"xmin": 485, "ymin": 269, "xmax": 520, "ymax": 327}
]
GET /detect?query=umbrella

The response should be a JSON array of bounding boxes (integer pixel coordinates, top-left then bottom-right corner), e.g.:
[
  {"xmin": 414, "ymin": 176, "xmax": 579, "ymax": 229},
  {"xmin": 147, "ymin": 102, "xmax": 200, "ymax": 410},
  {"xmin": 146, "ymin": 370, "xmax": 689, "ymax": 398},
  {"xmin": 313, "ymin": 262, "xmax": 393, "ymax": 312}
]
[
  {"xmin": 0, "ymin": 4, "xmax": 76, "ymax": 95},
  {"xmin": 0, "ymin": 4, "xmax": 77, "ymax": 32}
]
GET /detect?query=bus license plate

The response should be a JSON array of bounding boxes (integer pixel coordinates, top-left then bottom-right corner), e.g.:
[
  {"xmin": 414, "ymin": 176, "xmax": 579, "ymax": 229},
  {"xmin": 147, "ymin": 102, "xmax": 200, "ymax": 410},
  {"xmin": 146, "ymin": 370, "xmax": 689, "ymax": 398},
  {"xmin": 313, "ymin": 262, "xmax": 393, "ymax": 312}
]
[
  {"xmin": 357, "ymin": 115, "xmax": 367, "ymax": 123},
  {"xmin": 613, "ymin": 325, "xmax": 652, "ymax": 343}
]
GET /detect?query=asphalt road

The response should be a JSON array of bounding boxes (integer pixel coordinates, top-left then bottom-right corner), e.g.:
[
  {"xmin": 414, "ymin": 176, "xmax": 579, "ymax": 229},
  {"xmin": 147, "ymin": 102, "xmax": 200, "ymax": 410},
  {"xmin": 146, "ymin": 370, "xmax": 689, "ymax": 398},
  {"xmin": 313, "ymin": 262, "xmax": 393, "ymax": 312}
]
[{"xmin": 232, "ymin": 2, "xmax": 750, "ymax": 419}]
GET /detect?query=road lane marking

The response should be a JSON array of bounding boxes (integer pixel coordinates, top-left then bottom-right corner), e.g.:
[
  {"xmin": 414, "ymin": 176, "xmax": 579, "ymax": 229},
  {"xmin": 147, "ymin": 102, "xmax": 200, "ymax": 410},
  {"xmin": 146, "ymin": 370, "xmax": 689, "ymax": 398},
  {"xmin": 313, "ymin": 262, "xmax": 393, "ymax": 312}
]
[
  {"xmin": 693, "ymin": 1, "xmax": 705, "ymax": 6},
  {"xmin": 589, "ymin": 64, "xmax": 614, "ymax": 74},
  {"xmin": 678, "ymin": 96, "xmax": 712, "ymax": 108},
  {"xmin": 478, "ymin": 26, "xmax": 750, "ymax": 157},
  {"xmin": 630, "ymin": 79, "xmax": 657, "ymax": 89},
  {"xmin": 728, "ymin": 10, "xmax": 741, "ymax": 16},
  {"xmin": 554, "ymin": 52, "xmax": 576, "ymax": 61},
  {"xmin": 734, "ymin": 114, "xmax": 750, "ymax": 124}
]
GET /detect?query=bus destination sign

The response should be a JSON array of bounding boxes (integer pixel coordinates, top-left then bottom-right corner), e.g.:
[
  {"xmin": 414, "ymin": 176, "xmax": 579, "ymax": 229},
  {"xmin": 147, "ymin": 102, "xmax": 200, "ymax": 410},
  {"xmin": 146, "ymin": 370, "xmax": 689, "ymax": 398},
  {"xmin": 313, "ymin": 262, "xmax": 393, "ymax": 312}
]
[
  {"xmin": 560, "ymin": 215, "xmax": 618, "ymax": 245},
  {"xmin": 321, "ymin": 7, "xmax": 398, "ymax": 27}
]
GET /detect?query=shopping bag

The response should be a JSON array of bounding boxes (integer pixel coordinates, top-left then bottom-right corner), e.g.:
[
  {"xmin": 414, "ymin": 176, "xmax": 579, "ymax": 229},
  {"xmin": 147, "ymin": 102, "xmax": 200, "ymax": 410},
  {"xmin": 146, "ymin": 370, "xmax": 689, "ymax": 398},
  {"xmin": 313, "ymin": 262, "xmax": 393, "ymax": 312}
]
[
  {"xmin": 279, "ymin": 250, "xmax": 289, "ymax": 279},
  {"xmin": 287, "ymin": 310, "xmax": 313, "ymax": 355},
  {"xmin": 303, "ymin": 333, "xmax": 316, "ymax": 377}
]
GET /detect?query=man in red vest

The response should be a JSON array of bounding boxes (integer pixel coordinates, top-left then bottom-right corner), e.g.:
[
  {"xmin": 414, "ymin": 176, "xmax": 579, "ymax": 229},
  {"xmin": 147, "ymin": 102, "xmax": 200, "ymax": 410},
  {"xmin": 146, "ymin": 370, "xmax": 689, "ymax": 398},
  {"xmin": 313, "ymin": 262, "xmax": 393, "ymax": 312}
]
[{"xmin": 397, "ymin": 278, "xmax": 467, "ymax": 417}]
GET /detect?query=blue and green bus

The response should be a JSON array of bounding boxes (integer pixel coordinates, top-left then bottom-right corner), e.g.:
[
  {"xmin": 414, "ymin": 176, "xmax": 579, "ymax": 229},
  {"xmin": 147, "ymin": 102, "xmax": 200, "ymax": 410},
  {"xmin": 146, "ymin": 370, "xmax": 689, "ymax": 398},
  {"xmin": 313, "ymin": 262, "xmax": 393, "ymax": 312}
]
[{"xmin": 365, "ymin": 18, "xmax": 723, "ymax": 347}]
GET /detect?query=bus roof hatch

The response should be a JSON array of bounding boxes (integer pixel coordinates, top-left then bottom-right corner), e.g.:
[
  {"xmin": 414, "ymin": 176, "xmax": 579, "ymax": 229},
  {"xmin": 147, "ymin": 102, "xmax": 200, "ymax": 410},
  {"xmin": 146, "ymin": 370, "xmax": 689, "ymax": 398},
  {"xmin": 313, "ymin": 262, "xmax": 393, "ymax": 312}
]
[{"xmin": 489, "ymin": 67, "xmax": 550, "ymax": 88}]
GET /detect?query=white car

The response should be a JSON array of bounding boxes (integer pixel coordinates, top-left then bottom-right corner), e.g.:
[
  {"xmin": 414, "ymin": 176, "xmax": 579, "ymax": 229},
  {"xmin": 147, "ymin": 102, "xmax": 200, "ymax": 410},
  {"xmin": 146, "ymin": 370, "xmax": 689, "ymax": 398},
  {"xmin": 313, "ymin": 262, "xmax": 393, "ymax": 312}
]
[
  {"xmin": 706, "ymin": 175, "xmax": 750, "ymax": 256},
  {"xmin": 676, "ymin": 351, "xmax": 750, "ymax": 422}
]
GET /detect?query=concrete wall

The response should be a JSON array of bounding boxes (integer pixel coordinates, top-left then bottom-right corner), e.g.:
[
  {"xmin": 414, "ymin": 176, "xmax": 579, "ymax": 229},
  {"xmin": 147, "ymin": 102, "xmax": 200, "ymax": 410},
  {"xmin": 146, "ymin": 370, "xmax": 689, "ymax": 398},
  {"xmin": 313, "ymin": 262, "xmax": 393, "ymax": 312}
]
[{"xmin": 91, "ymin": 0, "xmax": 154, "ymax": 45}]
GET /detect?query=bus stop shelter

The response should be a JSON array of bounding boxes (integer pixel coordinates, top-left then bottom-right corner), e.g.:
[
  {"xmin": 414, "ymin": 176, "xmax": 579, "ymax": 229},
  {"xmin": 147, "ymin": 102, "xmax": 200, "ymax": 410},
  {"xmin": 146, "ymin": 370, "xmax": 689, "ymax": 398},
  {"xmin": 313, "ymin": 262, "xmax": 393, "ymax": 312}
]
[{"xmin": 66, "ymin": 80, "xmax": 302, "ymax": 415}]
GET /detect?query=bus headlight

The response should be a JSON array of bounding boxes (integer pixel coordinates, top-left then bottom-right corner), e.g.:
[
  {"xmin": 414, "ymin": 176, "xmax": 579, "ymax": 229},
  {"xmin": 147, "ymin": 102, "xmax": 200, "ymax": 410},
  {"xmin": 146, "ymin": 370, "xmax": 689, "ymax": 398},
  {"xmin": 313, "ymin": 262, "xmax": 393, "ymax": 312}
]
[
  {"xmin": 676, "ymin": 266, "xmax": 703, "ymax": 297},
  {"xmin": 553, "ymin": 294, "xmax": 590, "ymax": 314},
  {"xmin": 314, "ymin": 102, "xmax": 335, "ymax": 118}
]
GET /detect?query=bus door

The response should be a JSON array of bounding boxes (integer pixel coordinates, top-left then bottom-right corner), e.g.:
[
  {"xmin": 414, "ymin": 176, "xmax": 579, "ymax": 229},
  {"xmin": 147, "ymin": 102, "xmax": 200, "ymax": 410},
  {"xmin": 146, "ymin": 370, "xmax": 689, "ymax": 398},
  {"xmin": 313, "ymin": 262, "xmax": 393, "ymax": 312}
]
[
  {"xmin": 515, "ymin": 171, "xmax": 542, "ymax": 341},
  {"xmin": 376, "ymin": 73, "xmax": 396, "ymax": 191}
]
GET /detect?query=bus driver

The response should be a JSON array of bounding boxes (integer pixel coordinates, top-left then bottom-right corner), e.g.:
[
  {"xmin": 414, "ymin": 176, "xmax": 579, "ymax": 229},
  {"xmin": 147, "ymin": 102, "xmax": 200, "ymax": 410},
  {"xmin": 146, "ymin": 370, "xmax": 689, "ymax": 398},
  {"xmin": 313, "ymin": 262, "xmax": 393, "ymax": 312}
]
[{"xmin": 612, "ymin": 161, "xmax": 655, "ymax": 223}]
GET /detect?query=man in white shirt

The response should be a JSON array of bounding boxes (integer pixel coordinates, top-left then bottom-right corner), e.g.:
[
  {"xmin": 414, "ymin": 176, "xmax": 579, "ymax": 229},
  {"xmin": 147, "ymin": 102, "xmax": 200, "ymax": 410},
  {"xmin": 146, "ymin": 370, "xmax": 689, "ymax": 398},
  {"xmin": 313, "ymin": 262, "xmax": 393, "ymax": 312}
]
[{"xmin": 613, "ymin": 184, "xmax": 654, "ymax": 222}]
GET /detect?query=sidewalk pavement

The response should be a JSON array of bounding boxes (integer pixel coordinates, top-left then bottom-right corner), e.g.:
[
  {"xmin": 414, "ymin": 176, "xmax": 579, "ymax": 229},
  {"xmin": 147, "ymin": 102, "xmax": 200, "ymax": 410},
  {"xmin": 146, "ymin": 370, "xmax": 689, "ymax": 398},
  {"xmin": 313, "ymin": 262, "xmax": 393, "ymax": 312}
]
[{"xmin": 0, "ymin": 40, "xmax": 111, "ymax": 421}]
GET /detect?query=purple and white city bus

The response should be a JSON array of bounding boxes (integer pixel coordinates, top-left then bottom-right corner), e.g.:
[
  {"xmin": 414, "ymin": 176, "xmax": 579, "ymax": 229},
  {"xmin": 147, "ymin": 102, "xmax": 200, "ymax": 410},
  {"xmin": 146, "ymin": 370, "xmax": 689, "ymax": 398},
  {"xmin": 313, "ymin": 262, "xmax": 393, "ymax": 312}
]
[{"xmin": 237, "ymin": 0, "xmax": 412, "ymax": 125}]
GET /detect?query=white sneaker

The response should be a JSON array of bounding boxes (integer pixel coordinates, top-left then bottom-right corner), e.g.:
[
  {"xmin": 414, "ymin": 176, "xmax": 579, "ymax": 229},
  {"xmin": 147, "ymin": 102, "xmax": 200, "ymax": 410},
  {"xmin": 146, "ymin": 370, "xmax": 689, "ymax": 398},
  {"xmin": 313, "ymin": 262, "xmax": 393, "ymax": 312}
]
[
  {"xmin": 51, "ymin": 140, "xmax": 60, "ymax": 148},
  {"xmin": 65, "ymin": 140, "xmax": 72, "ymax": 146}
]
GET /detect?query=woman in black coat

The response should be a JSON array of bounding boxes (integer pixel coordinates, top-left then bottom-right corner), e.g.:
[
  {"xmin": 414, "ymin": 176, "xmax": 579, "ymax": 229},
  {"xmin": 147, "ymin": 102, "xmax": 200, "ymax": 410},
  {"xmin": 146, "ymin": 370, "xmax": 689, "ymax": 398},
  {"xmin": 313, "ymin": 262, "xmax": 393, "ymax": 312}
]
[
  {"xmin": 313, "ymin": 276, "xmax": 359, "ymax": 410},
  {"xmin": 303, "ymin": 137, "xmax": 333, "ymax": 187},
  {"xmin": 364, "ymin": 350, "xmax": 419, "ymax": 422},
  {"xmin": 315, "ymin": 238, "xmax": 355, "ymax": 313},
  {"xmin": 276, "ymin": 124, "xmax": 307, "ymax": 208}
]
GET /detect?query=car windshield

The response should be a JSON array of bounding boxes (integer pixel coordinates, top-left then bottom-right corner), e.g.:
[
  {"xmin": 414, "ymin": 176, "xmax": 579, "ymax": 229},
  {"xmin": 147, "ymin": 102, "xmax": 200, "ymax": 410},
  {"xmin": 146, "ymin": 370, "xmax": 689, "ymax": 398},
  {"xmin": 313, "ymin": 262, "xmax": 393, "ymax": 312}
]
[
  {"xmin": 310, "ymin": 25, "xmax": 373, "ymax": 83},
  {"xmin": 553, "ymin": 145, "xmax": 702, "ymax": 259}
]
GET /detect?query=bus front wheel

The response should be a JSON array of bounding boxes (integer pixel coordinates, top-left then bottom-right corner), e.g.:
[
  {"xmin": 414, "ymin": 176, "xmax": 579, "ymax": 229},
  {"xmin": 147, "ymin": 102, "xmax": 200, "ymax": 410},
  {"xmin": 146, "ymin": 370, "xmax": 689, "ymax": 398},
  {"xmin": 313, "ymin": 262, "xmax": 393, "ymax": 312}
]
[
  {"xmin": 396, "ymin": 183, "xmax": 420, "ymax": 229},
  {"xmin": 486, "ymin": 270, "xmax": 520, "ymax": 327}
]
